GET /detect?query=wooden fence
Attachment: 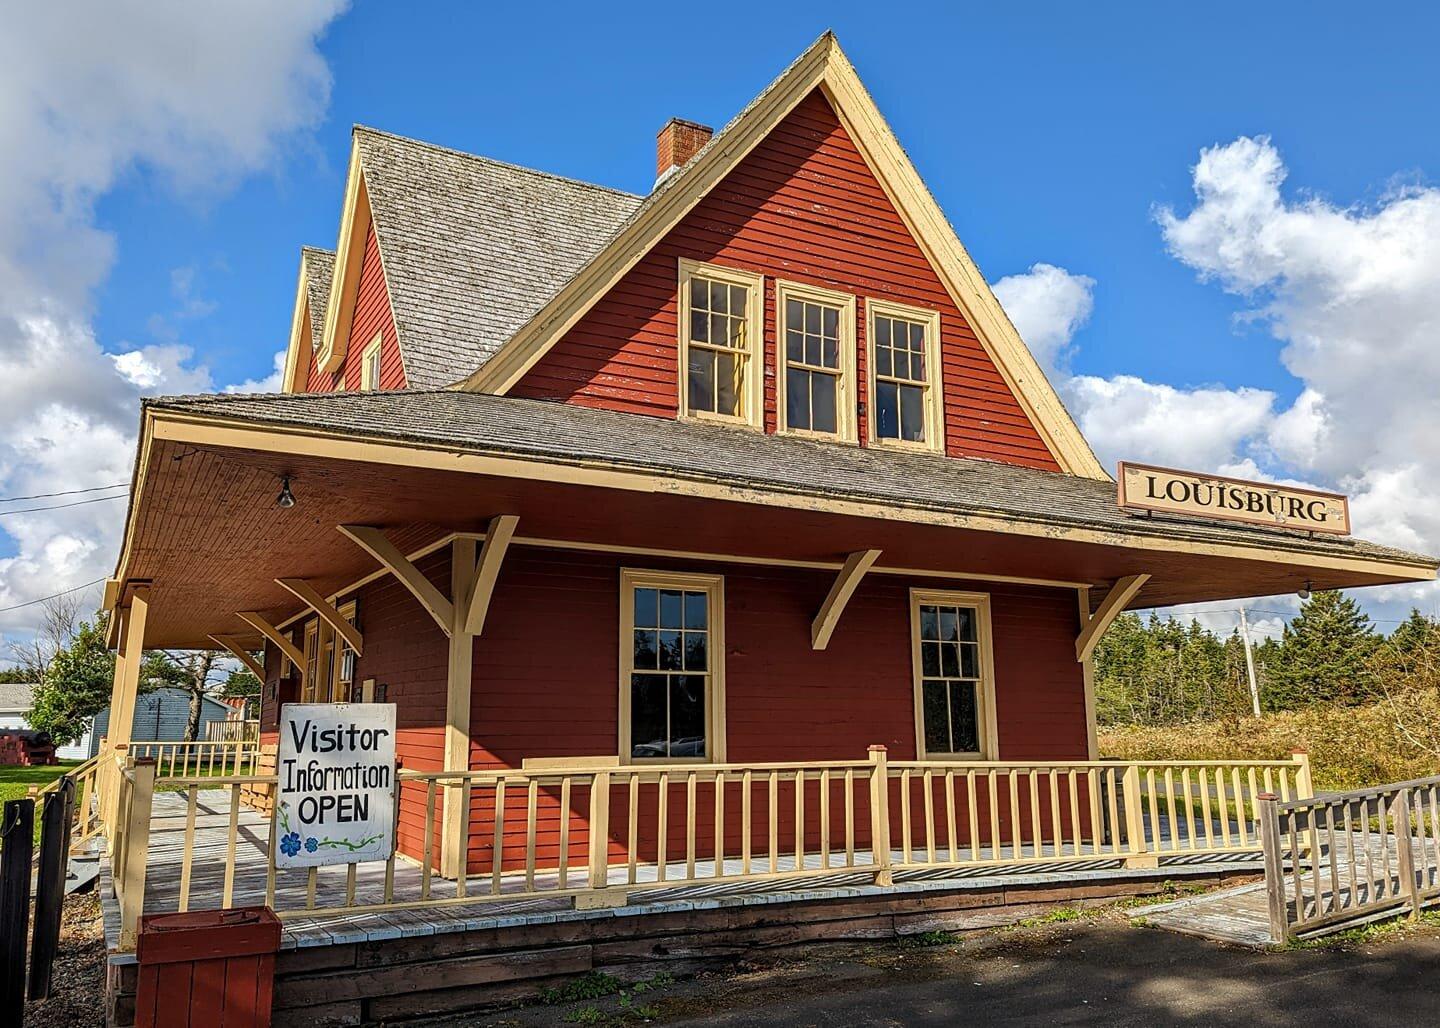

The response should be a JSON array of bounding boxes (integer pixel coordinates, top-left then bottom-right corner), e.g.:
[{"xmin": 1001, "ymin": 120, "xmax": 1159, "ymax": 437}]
[
  {"xmin": 1259, "ymin": 775, "xmax": 1440, "ymax": 942},
  {"xmin": 205, "ymin": 719, "xmax": 260, "ymax": 743},
  {"xmin": 101, "ymin": 749, "xmax": 1310, "ymax": 951}
]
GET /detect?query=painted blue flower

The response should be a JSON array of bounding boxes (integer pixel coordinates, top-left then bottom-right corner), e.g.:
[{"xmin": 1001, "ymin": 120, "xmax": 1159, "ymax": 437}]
[
  {"xmin": 304, "ymin": 837, "xmax": 318, "ymax": 853},
  {"xmin": 279, "ymin": 832, "xmax": 302, "ymax": 857}
]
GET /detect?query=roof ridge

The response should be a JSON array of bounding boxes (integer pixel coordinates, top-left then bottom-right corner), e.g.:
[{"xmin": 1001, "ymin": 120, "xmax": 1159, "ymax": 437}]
[
  {"xmin": 352, "ymin": 124, "xmax": 644, "ymax": 201},
  {"xmin": 146, "ymin": 388, "xmax": 455, "ymax": 406},
  {"xmin": 300, "ymin": 244, "xmax": 335, "ymax": 258}
]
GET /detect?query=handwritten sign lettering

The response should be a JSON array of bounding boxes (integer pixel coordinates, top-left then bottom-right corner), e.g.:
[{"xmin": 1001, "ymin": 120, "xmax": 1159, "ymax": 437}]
[
  {"xmin": 275, "ymin": 703, "xmax": 396, "ymax": 867},
  {"xmin": 1117, "ymin": 462, "xmax": 1350, "ymax": 536}
]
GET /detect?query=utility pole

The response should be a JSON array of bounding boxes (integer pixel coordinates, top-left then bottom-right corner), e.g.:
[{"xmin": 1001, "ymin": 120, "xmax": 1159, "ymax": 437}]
[{"xmin": 1238, "ymin": 607, "xmax": 1261, "ymax": 717}]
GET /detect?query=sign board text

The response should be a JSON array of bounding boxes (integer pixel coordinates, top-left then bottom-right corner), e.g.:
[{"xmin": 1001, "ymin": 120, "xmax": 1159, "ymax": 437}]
[{"xmin": 1117, "ymin": 462, "xmax": 1350, "ymax": 536}]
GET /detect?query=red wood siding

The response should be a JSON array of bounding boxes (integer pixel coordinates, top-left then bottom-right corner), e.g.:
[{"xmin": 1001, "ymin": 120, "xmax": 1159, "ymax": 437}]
[
  {"xmin": 303, "ymin": 218, "xmax": 406, "ymax": 392},
  {"xmin": 330, "ymin": 543, "xmax": 1085, "ymax": 871},
  {"xmin": 513, "ymin": 89, "xmax": 1061, "ymax": 471}
]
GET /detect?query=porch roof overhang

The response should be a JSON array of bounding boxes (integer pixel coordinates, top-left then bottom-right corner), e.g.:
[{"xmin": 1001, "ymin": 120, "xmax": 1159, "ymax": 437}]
[{"xmin": 110, "ymin": 390, "xmax": 1436, "ymax": 649}]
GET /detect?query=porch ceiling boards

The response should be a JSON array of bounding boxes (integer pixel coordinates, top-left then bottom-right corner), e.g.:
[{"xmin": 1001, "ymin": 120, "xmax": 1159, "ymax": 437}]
[{"xmin": 115, "ymin": 390, "xmax": 1436, "ymax": 648}]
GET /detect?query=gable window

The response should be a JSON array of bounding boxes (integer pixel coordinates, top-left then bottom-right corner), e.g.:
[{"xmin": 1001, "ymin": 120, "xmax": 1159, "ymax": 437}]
[
  {"xmin": 910, "ymin": 590, "xmax": 996, "ymax": 759},
  {"xmin": 360, "ymin": 332, "xmax": 382, "ymax": 390},
  {"xmin": 866, "ymin": 299, "xmax": 943, "ymax": 451},
  {"xmin": 776, "ymin": 280, "xmax": 857, "ymax": 441},
  {"xmin": 620, "ymin": 569, "xmax": 726, "ymax": 762},
  {"xmin": 677, "ymin": 259, "xmax": 763, "ymax": 427}
]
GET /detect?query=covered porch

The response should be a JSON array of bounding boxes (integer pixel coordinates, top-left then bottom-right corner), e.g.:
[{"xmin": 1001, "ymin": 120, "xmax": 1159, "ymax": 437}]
[{"xmin": 90, "ymin": 390, "xmax": 1435, "ymax": 1020}]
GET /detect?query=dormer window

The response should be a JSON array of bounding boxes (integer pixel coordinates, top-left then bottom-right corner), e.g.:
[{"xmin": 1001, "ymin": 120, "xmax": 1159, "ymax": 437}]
[
  {"xmin": 360, "ymin": 332, "xmax": 382, "ymax": 390},
  {"xmin": 776, "ymin": 280, "xmax": 857, "ymax": 442},
  {"xmin": 866, "ymin": 298, "xmax": 943, "ymax": 451},
  {"xmin": 678, "ymin": 259, "xmax": 763, "ymax": 428}
]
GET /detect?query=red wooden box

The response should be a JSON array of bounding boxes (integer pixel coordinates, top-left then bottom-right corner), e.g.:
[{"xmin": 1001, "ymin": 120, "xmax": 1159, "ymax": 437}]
[{"xmin": 135, "ymin": 907, "xmax": 281, "ymax": 1027}]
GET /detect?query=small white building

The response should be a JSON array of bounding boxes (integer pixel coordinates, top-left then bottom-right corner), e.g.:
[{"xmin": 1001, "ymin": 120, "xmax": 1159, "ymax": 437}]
[{"xmin": 0, "ymin": 682, "xmax": 90, "ymax": 759}]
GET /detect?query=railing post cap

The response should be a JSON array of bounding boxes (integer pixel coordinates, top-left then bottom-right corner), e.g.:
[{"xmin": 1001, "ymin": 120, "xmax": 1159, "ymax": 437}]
[
  {"xmin": 1257, "ymin": 791, "xmax": 1278, "ymax": 801},
  {"xmin": 867, "ymin": 744, "xmax": 888, "ymax": 753},
  {"xmin": 1291, "ymin": 749, "xmax": 1308, "ymax": 756}
]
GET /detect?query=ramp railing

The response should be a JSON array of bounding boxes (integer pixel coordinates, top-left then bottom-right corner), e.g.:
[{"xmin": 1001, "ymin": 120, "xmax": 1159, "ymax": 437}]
[{"xmin": 1259, "ymin": 775, "xmax": 1440, "ymax": 943}]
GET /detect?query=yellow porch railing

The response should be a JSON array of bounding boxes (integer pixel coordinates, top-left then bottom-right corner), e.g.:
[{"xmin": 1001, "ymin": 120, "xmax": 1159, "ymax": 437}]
[{"xmin": 100, "ymin": 749, "xmax": 1312, "ymax": 952}]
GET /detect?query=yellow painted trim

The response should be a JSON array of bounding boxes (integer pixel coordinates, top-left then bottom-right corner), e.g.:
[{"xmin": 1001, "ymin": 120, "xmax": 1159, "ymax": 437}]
[
  {"xmin": 317, "ymin": 140, "xmax": 371, "ymax": 376},
  {"xmin": 281, "ymin": 253, "xmax": 315, "ymax": 394},
  {"xmin": 108, "ymin": 588, "xmax": 150, "ymax": 750},
  {"xmin": 442, "ymin": 537, "xmax": 476, "ymax": 878},
  {"xmin": 135, "ymin": 412, "xmax": 1438, "ymax": 586},
  {"xmin": 909, "ymin": 588, "xmax": 998, "ymax": 761},
  {"xmin": 236, "ymin": 612, "xmax": 305, "ymax": 683},
  {"xmin": 1077, "ymin": 587, "xmax": 1098, "ymax": 760},
  {"xmin": 459, "ymin": 33, "xmax": 1106, "ymax": 480},
  {"xmin": 774, "ymin": 278, "xmax": 858, "ymax": 443},
  {"xmin": 618, "ymin": 568, "xmax": 727, "ymax": 764},
  {"xmin": 463, "ymin": 514, "xmax": 518, "ymax": 636},
  {"xmin": 864, "ymin": 296, "xmax": 944, "ymax": 454},
  {"xmin": 276, "ymin": 578, "xmax": 364, "ymax": 656},
  {"xmin": 811, "ymin": 548, "xmax": 882, "ymax": 649},
  {"xmin": 210, "ymin": 635, "xmax": 265, "ymax": 680},
  {"xmin": 270, "ymin": 531, "xmax": 1090, "ymax": 639},
  {"xmin": 676, "ymin": 259, "xmax": 766, "ymax": 429},
  {"xmin": 359, "ymin": 331, "xmax": 383, "ymax": 391},
  {"xmin": 102, "ymin": 578, "xmax": 122, "ymax": 612},
  {"xmin": 1075, "ymin": 574, "xmax": 1150, "ymax": 663},
  {"xmin": 338, "ymin": 524, "xmax": 455, "ymax": 636}
]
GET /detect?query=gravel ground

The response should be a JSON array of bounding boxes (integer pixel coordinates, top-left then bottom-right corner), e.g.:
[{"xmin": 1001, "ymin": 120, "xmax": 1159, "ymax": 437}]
[{"xmin": 24, "ymin": 892, "xmax": 106, "ymax": 1028}]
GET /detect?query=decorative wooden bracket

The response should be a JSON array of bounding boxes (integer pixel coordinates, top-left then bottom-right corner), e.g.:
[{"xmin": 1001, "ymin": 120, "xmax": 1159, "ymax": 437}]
[
  {"xmin": 811, "ymin": 549, "xmax": 883, "ymax": 650},
  {"xmin": 339, "ymin": 525, "xmax": 455, "ymax": 636},
  {"xmin": 209, "ymin": 635, "xmax": 266, "ymax": 680},
  {"xmin": 276, "ymin": 578, "xmax": 364, "ymax": 655},
  {"xmin": 1075, "ymin": 574, "xmax": 1150, "ymax": 662},
  {"xmin": 236, "ymin": 611, "xmax": 306, "ymax": 669},
  {"xmin": 462, "ymin": 515, "xmax": 518, "ymax": 636}
]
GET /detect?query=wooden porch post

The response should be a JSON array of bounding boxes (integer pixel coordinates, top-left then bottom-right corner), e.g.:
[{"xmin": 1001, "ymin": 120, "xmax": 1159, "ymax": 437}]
[
  {"xmin": 108, "ymin": 588, "xmax": 149, "ymax": 752},
  {"xmin": 441, "ymin": 538, "xmax": 477, "ymax": 879}
]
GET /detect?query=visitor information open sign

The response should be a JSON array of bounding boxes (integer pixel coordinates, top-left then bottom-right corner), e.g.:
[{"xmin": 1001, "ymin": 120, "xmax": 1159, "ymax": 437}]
[{"xmin": 275, "ymin": 702, "xmax": 397, "ymax": 868}]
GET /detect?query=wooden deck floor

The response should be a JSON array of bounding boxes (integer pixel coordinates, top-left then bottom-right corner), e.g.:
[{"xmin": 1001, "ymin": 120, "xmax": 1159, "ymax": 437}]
[
  {"xmin": 103, "ymin": 790, "xmax": 1263, "ymax": 955},
  {"xmin": 1133, "ymin": 832, "xmax": 1438, "ymax": 947}
]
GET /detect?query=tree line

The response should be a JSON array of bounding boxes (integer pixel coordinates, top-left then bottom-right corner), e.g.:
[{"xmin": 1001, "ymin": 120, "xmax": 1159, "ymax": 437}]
[
  {"xmin": 1095, "ymin": 590, "xmax": 1440, "ymax": 727},
  {"xmin": 6, "ymin": 596, "xmax": 260, "ymax": 746}
]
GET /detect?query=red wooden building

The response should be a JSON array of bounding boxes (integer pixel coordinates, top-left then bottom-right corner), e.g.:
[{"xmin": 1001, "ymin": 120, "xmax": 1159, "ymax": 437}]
[{"xmin": 104, "ymin": 34, "xmax": 1433, "ymax": 886}]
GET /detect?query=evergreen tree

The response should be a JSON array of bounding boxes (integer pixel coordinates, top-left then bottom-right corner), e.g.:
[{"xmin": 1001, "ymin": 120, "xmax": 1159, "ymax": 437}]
[
  {"xmin": 1268, "ymin": 590, "xmax": 1377, "ymax": 707},
  {"xmin": 1387, "ymin": 609, "xmax": 1438, "ymax": 655}
]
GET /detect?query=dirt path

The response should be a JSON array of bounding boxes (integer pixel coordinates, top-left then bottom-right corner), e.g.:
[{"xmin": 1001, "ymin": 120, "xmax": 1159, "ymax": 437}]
[{"xmin": 24, "ymin": 892, "xmax": 106, "ymax": 1028}]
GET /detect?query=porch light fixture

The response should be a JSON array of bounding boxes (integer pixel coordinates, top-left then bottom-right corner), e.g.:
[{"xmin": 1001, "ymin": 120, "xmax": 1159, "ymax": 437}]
[
  {"xmin": 1298, "ymin": 579, "xmax": 1312, "ymax": 600},
  {"xmin": 276, "ymin": 475, "xmax": 296, "ymax": 509}
]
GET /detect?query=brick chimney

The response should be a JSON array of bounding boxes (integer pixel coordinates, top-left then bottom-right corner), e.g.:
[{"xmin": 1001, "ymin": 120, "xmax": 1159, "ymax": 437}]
[{"xmin": 655, "ymin": 118, "xmax": 713, "ymax": 188}]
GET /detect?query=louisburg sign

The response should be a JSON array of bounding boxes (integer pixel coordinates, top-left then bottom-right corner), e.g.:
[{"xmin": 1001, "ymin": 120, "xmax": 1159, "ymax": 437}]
[
  {"xmin": 275, "ymin": 702, "xmax": 397, "ymax": 868},
  {"xmin": 1117, "ymin": 462, "xmax": 1351, "ymax": 536}
]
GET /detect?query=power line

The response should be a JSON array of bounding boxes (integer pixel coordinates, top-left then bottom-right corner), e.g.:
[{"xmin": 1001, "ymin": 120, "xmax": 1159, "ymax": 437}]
[
  {"xmin": 0, "ymin": 482, "xmax": 128, "ymax": 503},
  {"xmin": 0, "ymin": 577, "xmax": 105, "ymax": 614},
  {"xmin": 0, "ymin": 494, "xmax": 127, "ymax": 517}
]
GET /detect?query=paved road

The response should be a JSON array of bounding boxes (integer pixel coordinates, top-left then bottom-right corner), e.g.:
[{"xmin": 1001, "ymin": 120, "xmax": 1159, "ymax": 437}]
[{"xmin": 656, "ymin": 921, "xmax": 1440, "ymax": 1027}]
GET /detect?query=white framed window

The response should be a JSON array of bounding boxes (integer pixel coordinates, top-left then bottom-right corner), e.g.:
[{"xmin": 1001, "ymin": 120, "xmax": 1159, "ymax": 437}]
[
  {"xmin": 360, "ymin": 332, "xmax": 383, "ymax": 391},
  {"xmin": 677, "ymin": 259, "xmax": 764, "ymax": 428},
  {"xmin": 865, "ymin": 298, "xmax": 943, "ymax": 452},
  {"xmin": 619, "ymin": 569, "xmax": 726, "ymax": 763},
  {"xmin": 909, "ymin": 589, "xmax": 997, "ymax": 759},
  {"xmin": 776, "ymin": 279, "xmax": 857, "ymax": 441}
]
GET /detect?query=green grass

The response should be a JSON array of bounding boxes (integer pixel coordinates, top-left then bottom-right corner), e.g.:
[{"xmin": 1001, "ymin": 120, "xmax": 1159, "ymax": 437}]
[
  {"xmin": 1281, "ymin": 909, "xmax": 1440, "ymax": 950},
  {"xmin": 0, "ymin": 761, "xmax": 80, "ymax": 846}
]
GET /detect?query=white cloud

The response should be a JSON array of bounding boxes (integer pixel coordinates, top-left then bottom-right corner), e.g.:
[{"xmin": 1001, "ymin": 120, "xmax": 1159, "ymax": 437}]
[
  {"xmin": 0, "ymin": 1, "xmax": 346, "ymax": 640},
  {"xmin": 225, "ymin": 350, "xmax": 288, "ymax": 394},
  {"xmin": 992, "ymin": 263, "xmax": 1095, "ymax": 375},
  {"xmin": 995, "ymin": 135, "xmax": 1440, "ymax": 624}
]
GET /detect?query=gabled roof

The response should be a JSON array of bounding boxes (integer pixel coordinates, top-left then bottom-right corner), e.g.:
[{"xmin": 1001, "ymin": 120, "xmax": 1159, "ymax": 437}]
[
  {"xmin": 280, "ymin": 246, "xmax": 336, "ymax": 393},
  {"xmin": 456, "ymin": 32, "xmax": 1108, "ymax": 480},
  {"xmin": 349, "ymin": 127, "xmax": 644, "ymax": 389},
  {"xmin": 300, "ymin": 246, "xmax": 335, "ymax": 350}
]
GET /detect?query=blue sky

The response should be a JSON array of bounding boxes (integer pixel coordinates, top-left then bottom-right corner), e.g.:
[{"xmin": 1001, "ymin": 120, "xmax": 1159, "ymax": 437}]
[
  {"xmin": 91, "ymin": 3, "xmax": 1440, "ymax": 403},
  {"xmin": 1, "ymin": 1, "xmax": 1437, "ymax": 643}
]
